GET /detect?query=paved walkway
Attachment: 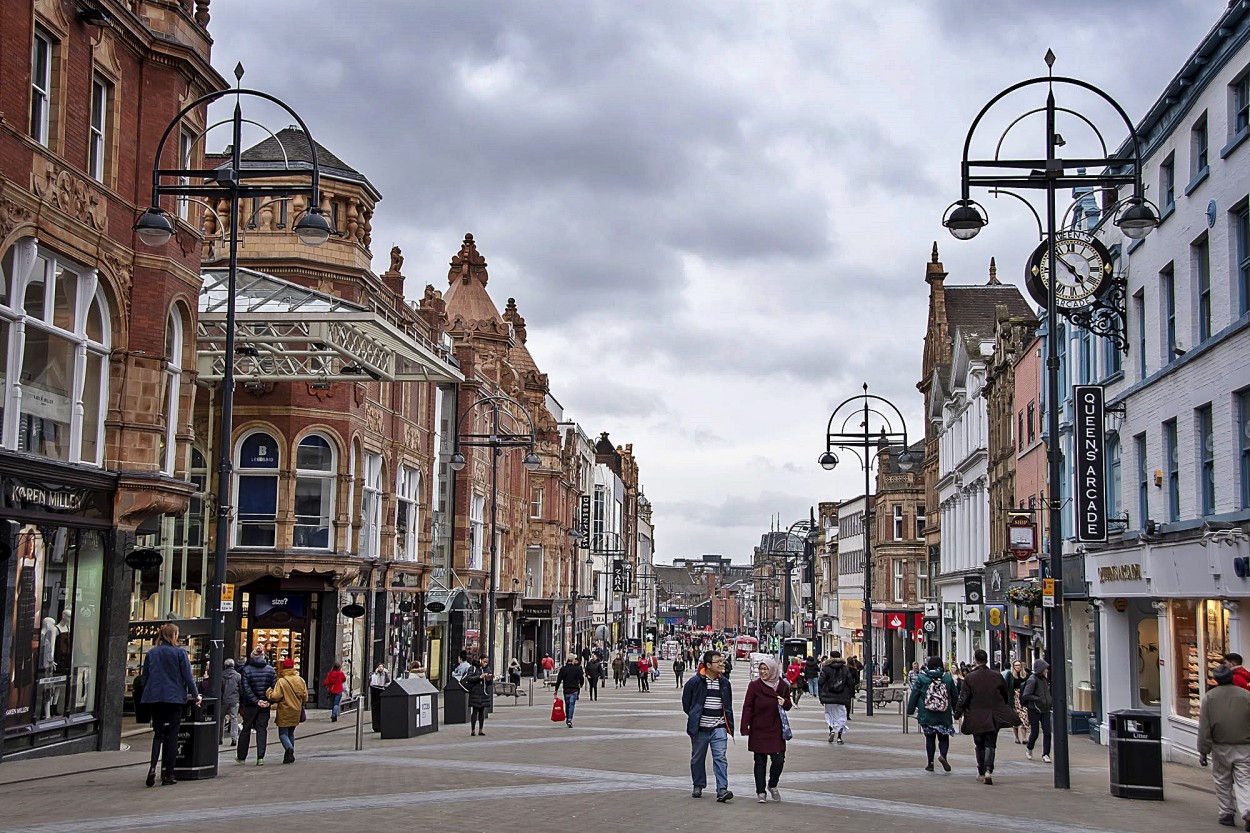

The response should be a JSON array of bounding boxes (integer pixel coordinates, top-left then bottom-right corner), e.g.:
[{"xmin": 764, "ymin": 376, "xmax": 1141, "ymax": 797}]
[{"xmin": 0, "ymin": 679, "xmax": 1227, "ymax": 833}]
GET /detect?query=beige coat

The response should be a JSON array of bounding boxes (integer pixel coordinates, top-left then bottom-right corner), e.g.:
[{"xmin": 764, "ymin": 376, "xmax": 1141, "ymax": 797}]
[
  {"xmin": 1198, "ymin": 683, "xmax": 1250, "ymax": 755},
  {"xmin": 266, "ymin": 666, "xmax": 309, "ymax": 728}
]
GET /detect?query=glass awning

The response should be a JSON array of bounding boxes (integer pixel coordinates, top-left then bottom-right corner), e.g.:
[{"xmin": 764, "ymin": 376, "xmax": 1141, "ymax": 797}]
[{"xmin": 197, "ymin": 267, "xmax": 463, "ymax": 384}]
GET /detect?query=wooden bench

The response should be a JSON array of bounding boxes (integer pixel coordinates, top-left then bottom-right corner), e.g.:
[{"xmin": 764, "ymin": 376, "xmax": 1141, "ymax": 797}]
[{"xmin": 494, "ymin": 681, "xmax": 528, "ymax": 704}]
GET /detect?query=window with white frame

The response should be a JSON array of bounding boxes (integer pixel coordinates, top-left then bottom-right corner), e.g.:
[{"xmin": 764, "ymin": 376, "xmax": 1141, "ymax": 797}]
[
  {"xmin": 893, "ymin": 505, "xmax": 904, "ymax": 541},
  {"xmin": 893, "ymin": 559, "xmax": 905, "ymax": 602},
  {"xmin": 159, "ymin": 312, "xmax": 182, "ymax": 475},
  {"xmin": 30, "ymin": 28, "xmax": 53, "ymax": 146},
  {"xmin": 916, "ymin": 558, "xmax": 929, "ymax": 601},
  {"xmin": 1164, "ymin": 419, "xmax": 1180, "ymax": 523},
  {"xmin": 1160, "ymin": 153, "xmax": 1175, "ymax": 209},
  {"xmin": 294, "ymin": 435, "xmax": 335, "ymax": 549},
  {"xmin": 1193, "ymin": 113, "xmax": 1209, "ymax": 178},
  {"xmin": 1107, "ymin": 435, "xmax": 1122, "ymax": 522},
  {"xmin": 469, "ymin": 493, "xmax": 485, "ymax": 571},
  {"xmin": 88, "ymin": 75, "xmax": 109, "ymax": 182},
  {"xmin": 1, "ymin": 241, "xmax": 109, "ymax": 465},
  {"xmin": 1233, "ymin": 72, "xmax": 1250, "ymax": 136},
  {"xmin": 916, "ymin": 506, "xmax": 926, "ymax": 539},
  {"xmin": 530, "ymin": 485, "xmax": 543, "ymax": 519},
  {"xmin": 236, "ymin": 431, "xmax": 279, "ymax": 547},
  {"xmin": 396, "ymin": 465, "xmax": 419, "ymax": 561},
  {"xmin": 360, "ymin": 452, "xmax": 382, "ymax": 557}
]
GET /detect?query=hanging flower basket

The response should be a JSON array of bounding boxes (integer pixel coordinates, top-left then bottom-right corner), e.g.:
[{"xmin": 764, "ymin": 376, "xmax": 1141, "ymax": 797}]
[{"xmin": 1006, "ymin": 583, "xmax": 1043, "ymax": 608}]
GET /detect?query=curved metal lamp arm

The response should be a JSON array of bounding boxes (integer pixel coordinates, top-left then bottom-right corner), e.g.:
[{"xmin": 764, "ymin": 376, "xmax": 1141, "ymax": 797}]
[{"xmin": 450, "ymin": 392, "xmax": 539, "ymax": 454}]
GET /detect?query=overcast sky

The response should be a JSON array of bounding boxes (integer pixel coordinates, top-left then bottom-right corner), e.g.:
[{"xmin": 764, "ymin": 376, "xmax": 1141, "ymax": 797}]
[{"xmin": 207, "ymin": 1, "xmax": 1219, "ymax": 564}]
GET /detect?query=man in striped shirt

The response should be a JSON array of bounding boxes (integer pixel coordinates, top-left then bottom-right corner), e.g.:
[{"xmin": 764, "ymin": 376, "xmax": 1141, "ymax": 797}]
[{"xmin": 682, "ymin": 649, "xmax": 735, "ymax": 802}]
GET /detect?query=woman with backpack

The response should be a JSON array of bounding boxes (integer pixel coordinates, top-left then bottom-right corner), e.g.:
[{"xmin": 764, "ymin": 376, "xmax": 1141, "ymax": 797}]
[{"xmin": 906, "ymin": 656, "xmax": 958, "ymax": 773}]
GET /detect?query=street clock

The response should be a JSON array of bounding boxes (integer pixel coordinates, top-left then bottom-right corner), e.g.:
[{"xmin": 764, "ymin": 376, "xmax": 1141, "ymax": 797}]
[{"xmin": 1025, "ymin": 230, "xmax": 1114, "ymax": 310}]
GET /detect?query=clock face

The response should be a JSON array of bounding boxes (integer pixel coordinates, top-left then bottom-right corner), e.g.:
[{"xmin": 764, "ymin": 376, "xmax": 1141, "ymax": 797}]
[{"xmin": 1025, "ymin": 232, "xmax": 1114, "ymax": 310}]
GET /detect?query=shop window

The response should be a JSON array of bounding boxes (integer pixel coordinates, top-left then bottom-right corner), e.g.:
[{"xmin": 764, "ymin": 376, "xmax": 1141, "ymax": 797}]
[
  {"xmin": 469, "ymin": 493, "xmax": 485, "ymax": 571},
  {"xmin": 1, "ymin": 242, "xmax": 109, "ymax": 465},
  {"xmin": 359, "ymin": 451, "xmax": 382, "ymax": 557},
  {"xmin": 395, "ymin": 465, "xmax": 419, "ymax": 561},
  {"xmin": 7, "ymin": 527, "xmax": 105, "ymax": 737},
  {"xmin": 236, "ymin": 431, "xmax": 279, "ymax": 547},
  {"xmin": 1136, "ymin": 616, "xmax": 1161, "ymax": 709},
  {"xmin": 1066, "ymin": 603, "xmax": 1096, "ymax": 714},
  {"xmin": 293, "ymin": 434, "xmax": 335, "ymax": 549},
  {"xmin": 1172, "ymin": 599, "xmax": 1229, "ymax": 720}
]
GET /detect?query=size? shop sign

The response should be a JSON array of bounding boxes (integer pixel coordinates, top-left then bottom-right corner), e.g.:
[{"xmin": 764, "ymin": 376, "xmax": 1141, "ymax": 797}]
[{"xmin": 1075, "ymin": 385, "xmax": 1107, "ymax": 543}]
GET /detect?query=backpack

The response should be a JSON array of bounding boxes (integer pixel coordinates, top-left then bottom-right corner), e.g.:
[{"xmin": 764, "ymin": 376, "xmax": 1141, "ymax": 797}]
[
  {"xmin": 923, "ymin": 676, "xmax": 949, "ymax": 713},
  {"xmin": 828, "ymin": 667, "xmax": 847, "ymax": 694}
]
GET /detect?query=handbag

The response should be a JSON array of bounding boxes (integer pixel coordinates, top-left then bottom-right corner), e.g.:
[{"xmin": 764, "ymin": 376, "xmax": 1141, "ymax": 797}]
[
  {"xmin": 551, "ymin": 694, "xmax": 566, "ymax": 722},
  {"xmin": 300, "ymin": 707, "xmax": 307, "ymax": 723},
  {"xmin": 778, "ymin": 703, "xmax": 793, "ymax": 741}
]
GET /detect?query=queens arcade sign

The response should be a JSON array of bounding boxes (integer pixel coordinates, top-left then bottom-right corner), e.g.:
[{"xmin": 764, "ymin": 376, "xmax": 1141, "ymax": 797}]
[{"xmin": 1075, "ymin": 385, "xmax": 1107, "ymax": 543}]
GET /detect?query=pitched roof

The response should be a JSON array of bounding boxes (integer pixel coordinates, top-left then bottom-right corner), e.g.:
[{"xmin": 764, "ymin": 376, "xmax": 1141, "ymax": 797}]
[
  {"xmin": 233, "ymin": 127, "xmax": 380, "ymax": 199},
  {"xmin": 443, "ymin": 234, "xmax": 509, "ymax": 335},
  {"xmin": 943, "ymin": 285, "xmax": 1035, "ymax": 336}
]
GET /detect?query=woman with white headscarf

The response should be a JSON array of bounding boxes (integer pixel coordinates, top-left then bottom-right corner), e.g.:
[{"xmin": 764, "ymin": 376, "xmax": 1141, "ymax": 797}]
[{"xmin": 739, "ymin": 655, "xmax": 793, "ymax": 803}]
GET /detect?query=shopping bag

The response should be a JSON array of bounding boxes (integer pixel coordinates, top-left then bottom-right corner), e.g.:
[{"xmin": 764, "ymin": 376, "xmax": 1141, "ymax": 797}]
[
  {"xmin": 778, "ymin": 704, "xmax": 793, "ymax": 741},
  {"xmin": 551, "ymin": 695, "xmax": 566, "ymax": 722}
]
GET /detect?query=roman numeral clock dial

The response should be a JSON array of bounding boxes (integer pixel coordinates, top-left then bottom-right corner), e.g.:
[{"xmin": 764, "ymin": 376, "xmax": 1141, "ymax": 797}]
[{"xmin": 1025, "ymin": 231, "xmax": 1114, "ymax": 311}]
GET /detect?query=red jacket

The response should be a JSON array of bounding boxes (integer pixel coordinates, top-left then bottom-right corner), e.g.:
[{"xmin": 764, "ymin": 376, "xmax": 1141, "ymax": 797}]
[
  {"xmin": 541, "ymin": 656, "xmax": 555, "ymax": 671},
  {"xmin": 1234, "ymin": 666, "xmax": 1250, "ymax": 691},
  {"xmin": 785, "ymin": 663, "xmax": 803, "ymax": 685},
  {"xmin": 323, "ymin": 668, "xmax": 346, "ymax": 694},
  {"xmin": 638, "ymin": 658, "xmax": 651, "ymax": 673}
]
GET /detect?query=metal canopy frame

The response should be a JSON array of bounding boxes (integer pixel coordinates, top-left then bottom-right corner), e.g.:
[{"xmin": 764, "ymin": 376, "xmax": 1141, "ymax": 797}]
[{"xmin": 196, "ymin": 267, "xmax": 463, "ymax": 384}]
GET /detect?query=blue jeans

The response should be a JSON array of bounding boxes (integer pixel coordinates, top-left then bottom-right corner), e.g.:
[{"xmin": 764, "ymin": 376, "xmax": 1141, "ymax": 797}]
[
  {"xmin": 564, "ymin": 692, "xmax": 579, "ymax": 722},
  {"xmin": 807, "ymin": 678, "xmax": 819, "ymax": 698},
  {"xmin": 690, "ymin": 726, "xmax": 729, "ymax": 792},
  {"xmin": 330, "ymin": 692, "xmax": 343, "ymax": 720},
  {"xmin": 278, "ymin": 725, "xmax": 296, "ymax": 752}
]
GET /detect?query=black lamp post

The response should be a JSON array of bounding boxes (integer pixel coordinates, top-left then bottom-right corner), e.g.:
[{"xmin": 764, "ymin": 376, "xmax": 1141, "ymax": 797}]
[
  {"xmin": 818, "ymin": 383, "xmax": 915, "ymax": 716},
  {"xmin": 449, "ymin": 394, "xmax": 540, "ymax": 670},
  {"xmin": 766, "ymin": 516, "xmax": 819, "ymax": 641},
  {"xmin": 136, "ymin": 80, "xmax": 332, "ymax": 746},
  {"xmin": 942, "ymin": 53, "xmax": 1157, "ymax": 789}
]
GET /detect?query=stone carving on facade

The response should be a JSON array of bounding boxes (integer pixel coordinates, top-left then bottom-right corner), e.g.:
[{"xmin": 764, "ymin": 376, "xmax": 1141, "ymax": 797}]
[
  {"xmin": 194, "ymin": 0, "xmax": 211, "ymax": 27},
  {"xmin": 449, "ymin": 233, "xmax": 488, "ymax": 286},
  {"xmin": 389, "ymin": 245, "xmax": 403, "ymax": 274},
  {"xmin": 0, "ymin": 199, "xmax": 34, "ymax": 242},
  {"xmin": 100, "ymin": 250, "xmax": 134, "ymax": 321},
  {"xmin": 404, "ymin": 424, "xmax": 420, "ymax": 449},
  {"xmin": 30, "ymin": 158, "xmax": 108, "ymax": 232}
]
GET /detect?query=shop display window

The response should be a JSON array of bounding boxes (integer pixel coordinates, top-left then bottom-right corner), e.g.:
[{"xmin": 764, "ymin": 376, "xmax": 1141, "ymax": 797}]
[
  {"xmin": 1172, "ymin": 599, "xmax": 1229, "ymax": 720},
  {"xmin": 6, "ymin": 526, "xmax": 104, "ymax": 734},
  {"xmin": 1137, "ymin": 617, "xmax": 1161, "ymax": 708}
]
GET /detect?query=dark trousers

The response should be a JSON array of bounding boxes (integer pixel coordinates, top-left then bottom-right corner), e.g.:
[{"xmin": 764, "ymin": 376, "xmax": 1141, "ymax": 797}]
[
  {"xmin": 470, "ymin": 706, "xmax": 487, "ymax": 731},
  {"xmin": 753, "ymin": 751, "xmax": 785, "ymax": 794},
  {"xmin": 924, "ymin": 731, "xmax": 950, "ymax": 764},
  {"xmin": 237, "ymin": 705, "xmax": 270, "ymax": 761},
  {"xmin": 1027, "ymin": 708, "xmax": 1052, "ymax": 756},
  {"xmin": 588, "ymin": 678, "xmax": 599, "ymax": 700},
  {"xmin": 148, "ymin": 702, "xmax": 183, "ymax": 775},
  {"xmin": 974, "ymin": 729, "xmax": 999, "ymax": 775}
]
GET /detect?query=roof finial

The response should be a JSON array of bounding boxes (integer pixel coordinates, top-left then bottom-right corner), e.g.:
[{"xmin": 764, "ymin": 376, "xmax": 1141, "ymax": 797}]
[
  {"xmin": 987, "ymin": 257, "xmax": 1000, "ymax": 285},
  {"xmin": 931, "ymin": 241, "xmax": 939, "ymax": 264}
]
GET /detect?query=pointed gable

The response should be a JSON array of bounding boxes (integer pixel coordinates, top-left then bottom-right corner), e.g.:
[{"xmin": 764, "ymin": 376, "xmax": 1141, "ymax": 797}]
[{"xmin": 443, "ymin": 233, "xmax": 511, "ymax": 341}]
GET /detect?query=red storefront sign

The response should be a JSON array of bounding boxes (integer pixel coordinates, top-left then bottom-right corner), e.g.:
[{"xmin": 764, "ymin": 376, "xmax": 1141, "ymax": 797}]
[{"xmin": 886, "ymin": 613, "xmax": 906, "ymax": 630}]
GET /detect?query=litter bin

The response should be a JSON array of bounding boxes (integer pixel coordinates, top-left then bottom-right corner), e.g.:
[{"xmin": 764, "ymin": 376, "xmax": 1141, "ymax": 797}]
[
  {"xmin": 379, "ymin": 677, "xmax": 440, "ymax": 739},
  {"xmin": 443, "ymin": 678, "xmax": 469, "ymax": 725},
  {"xmin": 370, "ymin": 685, "xmax": 385, "ymax": 733},
  {"xmin": 173, "ymin": 697, "xmax": 218, "ymax": 780},
  {"xmin": 1108, "ymin": 708, "xmax": 1163, "ymax": 800}
]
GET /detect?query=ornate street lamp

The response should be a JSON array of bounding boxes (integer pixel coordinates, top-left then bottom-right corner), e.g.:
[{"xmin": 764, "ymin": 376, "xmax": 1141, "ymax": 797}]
[
  {"xmin": 819, "ymin": 383, "xmax": 913, "ymax": 716},
  {"xmin": 943, "ymin": 52, "xmax": 1156, "ymax": 789},
  {"xmin": 136, "ymin": 77, "xmax": 331, "ymax": 749},
  {"xmin": 449, "ymin": 394, "xmax": 541, "ymax": 669}
]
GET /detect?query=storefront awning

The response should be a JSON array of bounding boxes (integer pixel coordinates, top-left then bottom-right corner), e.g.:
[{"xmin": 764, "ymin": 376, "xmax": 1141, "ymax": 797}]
[{"xmin": 197, "ymin": 267, "xmax": 464, "ymax": 384}]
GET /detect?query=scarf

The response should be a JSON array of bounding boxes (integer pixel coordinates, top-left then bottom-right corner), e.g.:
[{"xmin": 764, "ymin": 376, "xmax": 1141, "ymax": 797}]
[{"xmin": 758, "ymin": 656, "xmax": 781, "ymax": 690}]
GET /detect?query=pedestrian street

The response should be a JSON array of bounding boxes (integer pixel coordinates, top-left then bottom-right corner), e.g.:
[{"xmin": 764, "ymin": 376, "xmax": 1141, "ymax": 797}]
[{"xmin": 0, "ymin": 682, "xmax": 1224, "ymax": 833}]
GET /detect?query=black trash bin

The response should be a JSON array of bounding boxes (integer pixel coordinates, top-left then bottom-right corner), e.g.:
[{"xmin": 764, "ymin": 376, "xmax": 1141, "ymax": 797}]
[
  {"xmin": 173, "ymin": 697, "xmax": 218, "ymax": 780},
  {"xmin": 443, "ymin": 679, "xmax": 469, "ymax": 725},
  {"xmin": 1108, "ymin": 708, "xmax": 1163, "ymax": 800},
  {"xmin": 379, "ymin": 678, "xmax": 440, "ymax": 739},
  {"xmin": 369, "ymin": 686, "xmax": 385, "ymax": 733}
]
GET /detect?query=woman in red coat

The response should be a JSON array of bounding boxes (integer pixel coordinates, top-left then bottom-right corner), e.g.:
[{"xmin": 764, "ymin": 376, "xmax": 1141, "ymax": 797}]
[{"xmin": 741, "ymin": 656, "xmax": 793, "ymax": 803}]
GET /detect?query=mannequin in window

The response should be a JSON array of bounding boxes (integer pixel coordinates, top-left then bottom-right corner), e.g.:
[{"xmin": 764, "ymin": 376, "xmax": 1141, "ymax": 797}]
[
  {"xmin": 54, "ymin": 608, "xmax": 72, "ymax": 671},
  {"xmin": 39, "ymin": 617, "xmax": 60, "ymax": 718}
]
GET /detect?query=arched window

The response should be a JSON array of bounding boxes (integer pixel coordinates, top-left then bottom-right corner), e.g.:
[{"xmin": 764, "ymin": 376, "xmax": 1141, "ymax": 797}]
[
  {"xmin": 159, "ymin": 311, "xmax": 183, "ymax": 475},
  {"xmin": 0, "ymin": 239, "xmax": 110, "ymax": 465},
  {"xmin": 235, "ymin": 431, "xmax": 279, "ymax": 547},
  {"xmin": 293, "ymin": 434, "xmax": 335, "ymax": 549},
  {"xmin": 359, "ymin": 451, "xmax": 382, "ymax": 557}
]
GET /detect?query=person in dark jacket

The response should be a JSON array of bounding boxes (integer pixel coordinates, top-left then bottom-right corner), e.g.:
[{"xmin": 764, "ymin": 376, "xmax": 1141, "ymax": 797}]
[
  {"xmin": 673, "ymin": 656, "xmax": 687, "ymax": 688},
  {"xmin": 220, "ymin": 658, "xmax": 242, "ymax": 745},
  {"xmin": 803, "ymin": 655, "xmax": 821, "ymax": 699},
  {"xmin": 740, "ymin": 656, "xmax": 793, "ymax": 803},
  {"xmin": 465, "ymin": 655, "xmax": 493, "ymax": 735},
  {"xmin": 553, "ymin": 656, "xmax": 585, "ymax": 727},
  {"xmin": 817, "ymin": 652, "xmax": 857, "ymax": 744},
  {"xmin": 907, "ymin": 656, "xmax": 958, "ymax": 773},
  {"xmin": 1021, "ymin": 659, "xmax": 1053, "ymax": 762},
  {"xmin": 140, "ymin": 623, "xmax": 201, "ymax": 787},
  {"xmin": 586, "ymin": 656, "xmax": 602, "ymax": 701},
  {"xmin": 237, "ymin": 646, "xmax": 277, "ymax": 765},
  {"xmin": 954, "ymin": 649, "xmax": 1021, "ymax": 785},
  {"xmin": 682, "ymin": 650, "xmax": 735, "ymax": 802}
]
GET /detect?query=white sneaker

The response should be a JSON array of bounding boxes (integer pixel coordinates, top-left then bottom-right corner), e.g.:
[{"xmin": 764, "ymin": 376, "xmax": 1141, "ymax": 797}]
[
  {"xmin": 768, "ymin": 787, "xmax": 782, "ymax": 802},
  {"xmin": 1025, "ymin": 749, "xmax": 1034, "ymax": 760},
  {"xmin": 1042, "ymin": 754, "xmax": 1052, "ymax": 763},
  {"xmin": 757, "ymin": 794, "xmax": 767, "ymax": 803}
]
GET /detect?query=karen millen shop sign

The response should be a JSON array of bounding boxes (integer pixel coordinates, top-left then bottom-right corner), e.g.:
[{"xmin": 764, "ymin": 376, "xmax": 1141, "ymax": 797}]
[{"xmin": 1075, "ymin": 385, "xmax": 1106, "ymax": 543}]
